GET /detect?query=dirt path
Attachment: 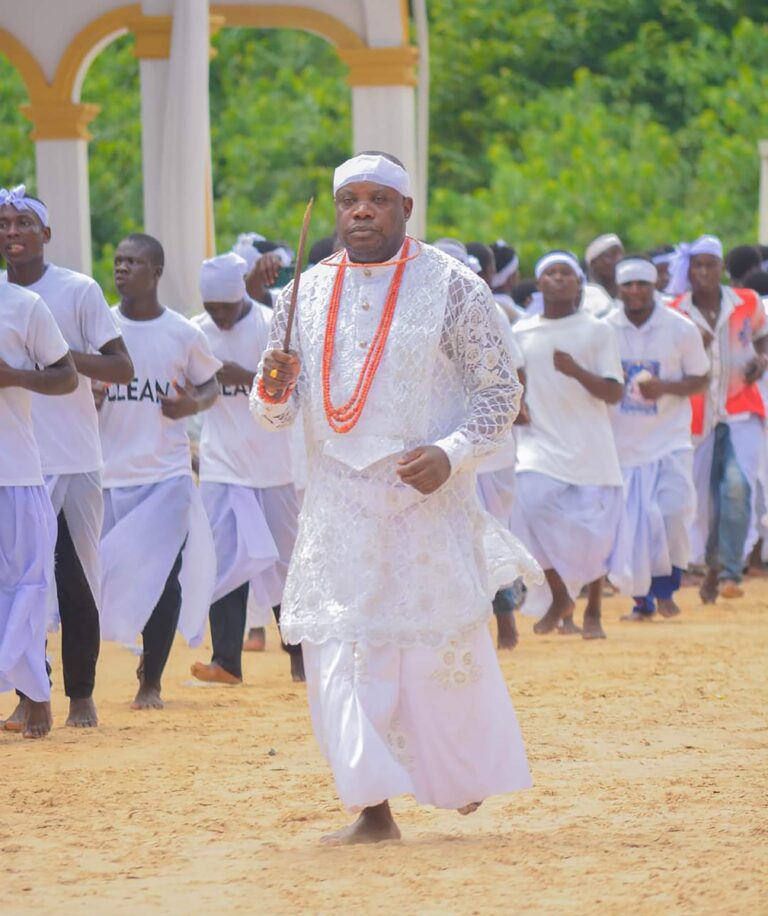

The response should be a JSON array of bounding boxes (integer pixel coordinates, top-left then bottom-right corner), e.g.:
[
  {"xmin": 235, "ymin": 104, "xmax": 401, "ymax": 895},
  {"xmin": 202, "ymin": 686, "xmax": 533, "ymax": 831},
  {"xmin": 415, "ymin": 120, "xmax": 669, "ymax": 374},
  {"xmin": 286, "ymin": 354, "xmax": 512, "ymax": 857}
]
[{"xmin": 2, "ymin": 582, "xmax": 766, "ymax": 915}]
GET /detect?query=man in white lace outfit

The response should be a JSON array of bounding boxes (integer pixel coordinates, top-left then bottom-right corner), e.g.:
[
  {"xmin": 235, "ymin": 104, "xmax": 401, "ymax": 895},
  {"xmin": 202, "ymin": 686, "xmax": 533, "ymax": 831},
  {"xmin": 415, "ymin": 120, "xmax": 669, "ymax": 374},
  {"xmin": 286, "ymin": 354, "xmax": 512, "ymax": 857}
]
[{"xmin": 251, "ymin": 152, "xmax": 538, "ymax": 845}]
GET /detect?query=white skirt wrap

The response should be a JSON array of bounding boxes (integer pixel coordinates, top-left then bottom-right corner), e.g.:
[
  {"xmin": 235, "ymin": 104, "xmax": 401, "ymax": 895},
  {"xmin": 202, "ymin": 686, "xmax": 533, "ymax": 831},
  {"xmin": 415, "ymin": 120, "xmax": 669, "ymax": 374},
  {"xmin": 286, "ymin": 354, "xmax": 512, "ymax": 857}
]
[
  {"xmin": 303, "ymin": 623, "xmax": 532, "ymax": 812},
  {"xmin": 609, "ymin": 450, "xmax": 695, "ymax": 596},
  {"xmin": 100, "ymin": 476, "xmax": 216, "ymax": 647},
  {"xmin": 0, "ymin": 486, "xmax": 57, "ymax": 702}
]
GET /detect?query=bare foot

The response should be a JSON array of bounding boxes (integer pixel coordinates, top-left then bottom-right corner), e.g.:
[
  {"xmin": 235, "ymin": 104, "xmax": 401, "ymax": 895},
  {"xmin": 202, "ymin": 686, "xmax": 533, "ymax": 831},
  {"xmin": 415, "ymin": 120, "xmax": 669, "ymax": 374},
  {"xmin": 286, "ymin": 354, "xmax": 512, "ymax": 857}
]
[
  {"xmin": 496, "ymin": 612, "xmax": 518, "ymax": 650},
  {"xmin": 131, "ymin": 682, "xmax": 164, "ymax": 710},
  {"xmin": 190, "ymin": 661, "xmax": 242, "ymax": 685},
  {"xmin": 534, "ymin": 598, "xmax": 575, "ymax": 635},
  {"xmin": 243, "ymin": 627, "xmax": 266, "ymax": 652},
  {"xmin": 2, "ymin": 699, "xmax": 26, "ymax": 732},
  {"xmin": 557, "ymin": 617, "xmax": 583, "ymax": 635},
  {"xmin": 719, "ymin": 580, "xmax": 744, "ymax": 599},
  {"xmin": 457, "ymin": 801, "xmax": 482, "ymax": 815},
  {"xmin": 320, "ymin": 802, "xmax": 401, "ymax": 846},
  {"xmin": 23, "ymin": 700, "xmax": 52, "ymax": 739},
  {"xmin": 290, "ymin": 651, "xmax": 306, "ymax": 684},
  {"xmin": 657, "ymin": 598, "xmax": 681, "ymax": 619},
  {"xmin": 582, "ymin": 611, "xmax": 607, "ymax": 640},
  {"xmin": 699, "ymin": 568, "xmax": 719, "ymax": 604},
  {"xmin": 66, "ymin": 696, "xmax": 99, "ymax": 727}
]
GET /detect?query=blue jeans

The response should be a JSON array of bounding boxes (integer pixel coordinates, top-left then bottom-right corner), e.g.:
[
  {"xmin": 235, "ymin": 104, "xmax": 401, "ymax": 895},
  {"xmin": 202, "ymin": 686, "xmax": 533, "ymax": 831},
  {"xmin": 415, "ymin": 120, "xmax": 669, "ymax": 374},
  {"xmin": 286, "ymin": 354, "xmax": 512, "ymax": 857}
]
[
  {"xmin": 633, "ymin": 567, "xmax": 683, "ymax": 615},
  {"xmin": 706, "ymin": 423, "xmax": 752, "ymax": 582}
]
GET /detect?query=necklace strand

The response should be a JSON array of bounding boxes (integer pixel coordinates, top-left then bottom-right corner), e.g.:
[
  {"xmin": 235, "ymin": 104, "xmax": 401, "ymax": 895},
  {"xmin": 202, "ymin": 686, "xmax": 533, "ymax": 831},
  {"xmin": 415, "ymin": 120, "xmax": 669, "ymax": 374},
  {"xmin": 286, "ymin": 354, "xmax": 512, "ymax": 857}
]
[{"xmin": 322, "ymin": 238, "xmax": 410, "ymax": 433}]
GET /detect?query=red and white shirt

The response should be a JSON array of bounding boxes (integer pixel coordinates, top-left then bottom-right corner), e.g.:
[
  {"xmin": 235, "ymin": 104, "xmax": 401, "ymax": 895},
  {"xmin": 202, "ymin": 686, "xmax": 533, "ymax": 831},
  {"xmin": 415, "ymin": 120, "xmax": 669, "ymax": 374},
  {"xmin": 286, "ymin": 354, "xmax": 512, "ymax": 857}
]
[{"xmin": 670, "ymin": 286, "xmax": 768, "ymax": 438}]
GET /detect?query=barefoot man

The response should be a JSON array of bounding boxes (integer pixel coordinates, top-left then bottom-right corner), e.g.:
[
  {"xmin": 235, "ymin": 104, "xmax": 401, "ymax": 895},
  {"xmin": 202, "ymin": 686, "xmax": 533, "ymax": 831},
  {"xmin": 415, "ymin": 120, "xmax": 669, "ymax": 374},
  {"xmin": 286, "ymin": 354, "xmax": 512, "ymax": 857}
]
[
  {"xmin": 251, "ymin": 152, "xmax": 538, "ymax": 844},
  {"xmin": 0, "ymin": 185, "xmax": 133, "ymax": 730},
  {"xmin": 511, "ymin": 250, "xmax": 624, "ymax": 639},
  {"xmin": 0, "ymin": 277, "xmax": 77, "ymax": 737},
  {"xmin": 606, "ymin": 255, "xmax": 709, "ymax": 620},
  {"xmin": 98, "ymin": 234, "xmax": 221, "ymax": 709},
  {"xmin": 189, "ymin": 252, "xmax": 305, "ymax": 685}
]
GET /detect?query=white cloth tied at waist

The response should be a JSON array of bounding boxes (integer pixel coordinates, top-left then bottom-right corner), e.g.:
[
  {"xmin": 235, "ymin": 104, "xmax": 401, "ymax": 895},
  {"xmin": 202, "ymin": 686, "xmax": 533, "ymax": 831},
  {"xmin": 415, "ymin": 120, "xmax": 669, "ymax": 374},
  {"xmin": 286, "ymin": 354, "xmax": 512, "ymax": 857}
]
[
  {"xmin": 100, "ymin": 476, "xmax": 216, "ymax": 646},
  {"xmin": 609, "ymin": 451, "xmax": 694, "ymax": 597},
  {"xmin": 200, "ymin": 482, "xmax": 279, "ymax": 605},
  {"xmin": 0, "ymin": 486, "xmax": 57, "ymax": 702}
]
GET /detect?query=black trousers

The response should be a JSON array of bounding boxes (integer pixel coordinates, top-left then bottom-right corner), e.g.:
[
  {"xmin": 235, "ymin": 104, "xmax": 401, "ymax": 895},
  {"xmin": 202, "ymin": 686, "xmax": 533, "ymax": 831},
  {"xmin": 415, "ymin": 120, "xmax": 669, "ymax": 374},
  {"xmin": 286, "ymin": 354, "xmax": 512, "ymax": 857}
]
[
  {"xmin": 56, "ymin": 512, "xmax": 101, "ymax": 699},
  {"xmin": 141, "ymin": 548, "xmax": 184, "ymax": 686},
  {"xmin": 209, "ymin": 586, "xmax": 301, "ymax": 678}
]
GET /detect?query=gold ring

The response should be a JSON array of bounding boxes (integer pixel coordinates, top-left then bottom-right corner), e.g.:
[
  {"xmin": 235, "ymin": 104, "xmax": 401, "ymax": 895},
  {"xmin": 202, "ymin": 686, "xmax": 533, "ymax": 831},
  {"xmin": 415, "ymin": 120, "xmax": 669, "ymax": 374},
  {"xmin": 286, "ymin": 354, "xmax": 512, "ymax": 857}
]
[{"xmin": 269, "ymin": 368, "xmax": 279, "ymax": 379}]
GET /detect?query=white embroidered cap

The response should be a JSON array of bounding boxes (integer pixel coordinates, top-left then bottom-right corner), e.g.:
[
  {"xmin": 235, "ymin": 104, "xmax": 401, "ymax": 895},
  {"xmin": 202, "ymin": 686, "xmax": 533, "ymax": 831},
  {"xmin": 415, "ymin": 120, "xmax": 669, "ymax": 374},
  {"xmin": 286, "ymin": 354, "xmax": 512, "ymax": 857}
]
[{"xmin": 333, "ymin": 154, "xmax": 411, "ymax": 198}]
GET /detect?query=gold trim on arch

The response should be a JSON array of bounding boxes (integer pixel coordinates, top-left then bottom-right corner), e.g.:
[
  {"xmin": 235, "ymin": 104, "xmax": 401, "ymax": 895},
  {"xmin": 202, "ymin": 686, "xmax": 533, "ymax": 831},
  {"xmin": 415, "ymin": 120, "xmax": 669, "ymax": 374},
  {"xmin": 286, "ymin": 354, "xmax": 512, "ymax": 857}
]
[
  {"xmin": 0, "ymin": 28, "xmax": 50, "ymax": 100},
  {"xmin": 21, "ymin": 101, "xmax": 101, "ymax": 142},
  {"xmin": 53, "ymin": 4, "xmax": 140, "ymax": 103},
  {"xmin": 211, "ymin": 3, "xmax": 365, "ymax": 49},
  {"xmin": 338, "ymin": 45, "xmax": 418, "ymax": 87}
]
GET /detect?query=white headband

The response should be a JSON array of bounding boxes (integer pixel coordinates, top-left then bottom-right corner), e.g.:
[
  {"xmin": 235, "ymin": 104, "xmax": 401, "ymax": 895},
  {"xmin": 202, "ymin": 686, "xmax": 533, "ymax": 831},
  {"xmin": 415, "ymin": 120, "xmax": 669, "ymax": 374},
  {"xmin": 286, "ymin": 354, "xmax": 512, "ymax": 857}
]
[
  {"xmin": 492, "ymin": 254, "xmax": 519, "ymax": 288},
  {"xmin": 199, "ymin": 252, "xmax": 248, "ymax": 303},
  {"xmin": 586, "ymin": 233, "xmax": 622, "ymax": 264},
  {"xmin": 616, "ymin": 259, "xmax": 658, "ymax": 285},
  {"xmin": 432, "ymin": 238, "xmax": 482, "ymax": 273},
  {"xmin": 0, "ymin": 184, "xmax": 49, "ymax": 227},
  {"xmin": 333, "ymin": 154, "xmax": 411, "ymax": 198},
  {"xmin": 650, "ymin": 250, "xmax": 676, "ymax": 266},
  {"xmin": 535, "ymin": 251, "xmax": 584, "ymax": 281},
  {"xmin": 666, "ymin": 235, "xmax": 723, "ymax": 296}
]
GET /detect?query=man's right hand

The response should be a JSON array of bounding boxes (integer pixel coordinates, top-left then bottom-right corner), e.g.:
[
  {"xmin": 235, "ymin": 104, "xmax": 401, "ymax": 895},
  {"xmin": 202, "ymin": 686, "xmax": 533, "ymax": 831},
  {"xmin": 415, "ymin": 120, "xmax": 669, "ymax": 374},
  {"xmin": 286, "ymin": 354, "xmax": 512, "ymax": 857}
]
[{"xmin": 262, "ymin": 349, "xmax": 300, "ymax": 397}]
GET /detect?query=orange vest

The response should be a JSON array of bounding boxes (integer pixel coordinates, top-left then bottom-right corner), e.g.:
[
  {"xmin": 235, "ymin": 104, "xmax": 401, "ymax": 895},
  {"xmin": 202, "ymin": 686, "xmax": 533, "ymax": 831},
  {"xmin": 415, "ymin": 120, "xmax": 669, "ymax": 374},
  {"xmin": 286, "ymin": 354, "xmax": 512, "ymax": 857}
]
[{"xmin": 670, "ymin": 288, "xmax": 765, "ymax": 436}]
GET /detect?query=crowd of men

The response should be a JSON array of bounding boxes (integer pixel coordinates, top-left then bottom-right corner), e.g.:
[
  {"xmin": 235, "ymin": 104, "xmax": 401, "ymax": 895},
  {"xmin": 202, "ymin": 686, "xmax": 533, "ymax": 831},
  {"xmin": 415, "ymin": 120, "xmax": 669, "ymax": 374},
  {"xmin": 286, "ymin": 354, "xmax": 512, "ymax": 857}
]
[{"xmin": 1, "ymin": 176, "xmax": 768, "ymax": 751}]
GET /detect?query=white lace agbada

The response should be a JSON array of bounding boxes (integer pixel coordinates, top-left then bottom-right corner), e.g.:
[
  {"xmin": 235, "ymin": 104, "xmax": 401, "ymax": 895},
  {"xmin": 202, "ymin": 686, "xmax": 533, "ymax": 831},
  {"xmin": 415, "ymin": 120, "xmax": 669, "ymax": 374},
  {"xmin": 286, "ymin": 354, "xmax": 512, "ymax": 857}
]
[{"xmin": 251, "ymin": 241, "xmax": 541, "ymax": 648}]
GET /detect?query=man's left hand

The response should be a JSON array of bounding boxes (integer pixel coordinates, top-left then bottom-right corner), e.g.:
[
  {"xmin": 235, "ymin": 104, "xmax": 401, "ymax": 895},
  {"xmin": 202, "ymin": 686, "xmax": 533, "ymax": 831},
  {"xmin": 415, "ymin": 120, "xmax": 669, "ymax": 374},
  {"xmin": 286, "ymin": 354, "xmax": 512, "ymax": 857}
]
[
  {"xmin": 744, "ymin": 355, "xmax": 768, "ymax": 384},
  {"xmin": 553, "ymin": 349, "xmax": 581, "ymax": 379},
  {"xmin": 638, "ymin": 377, "xmax": 667, "ymax": 400},
  {"xmin": 396, "ymin": 446, "xmax": 451, "ymax": 494},
  {"xmin": 158, "ymin": 379, "xmax": 198, "ymax": 420}
]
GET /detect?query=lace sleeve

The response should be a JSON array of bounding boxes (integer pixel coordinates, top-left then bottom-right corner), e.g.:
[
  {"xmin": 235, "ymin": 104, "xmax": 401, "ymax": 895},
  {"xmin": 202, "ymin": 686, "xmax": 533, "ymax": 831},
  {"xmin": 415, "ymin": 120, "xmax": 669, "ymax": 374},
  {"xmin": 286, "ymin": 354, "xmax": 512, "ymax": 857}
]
[
  {"xmin": 249, "ymin": 283, "xmax": 302, "ymax": 430},
  {"xmin": 434, "ymin": 270, "xmax": 522, "ymax": 474}
]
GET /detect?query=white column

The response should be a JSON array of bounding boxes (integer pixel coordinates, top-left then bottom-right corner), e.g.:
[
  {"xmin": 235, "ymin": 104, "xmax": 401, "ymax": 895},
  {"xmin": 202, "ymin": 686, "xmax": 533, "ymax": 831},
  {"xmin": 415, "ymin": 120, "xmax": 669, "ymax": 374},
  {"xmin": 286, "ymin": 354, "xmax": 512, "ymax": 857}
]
[
  {"xmin": 154, "ymin": 0, "xmax": 211, "ymax": 314},
  {"xmin": 759, "ymin": 140, "xmax": 768, "ymax": 246},
  {"xmin": 138, "ymin": 57, "xmax": 170, "ymax": 239},
  {"xmin": 351, "ymin": 85, "xmax": 423, "ymax": 238},
  {"xmin": 35, "ymin": 139, "xmax": 92, "ymax": 274}
]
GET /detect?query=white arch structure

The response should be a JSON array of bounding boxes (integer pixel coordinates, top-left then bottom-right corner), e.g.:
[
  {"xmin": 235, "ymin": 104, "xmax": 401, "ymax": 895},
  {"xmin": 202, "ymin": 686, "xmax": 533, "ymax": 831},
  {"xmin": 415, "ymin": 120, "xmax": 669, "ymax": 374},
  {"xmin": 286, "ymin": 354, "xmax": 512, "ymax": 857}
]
[{"xmin": 0, "ymin": 0, "xmax": 423, "ymax": 310}]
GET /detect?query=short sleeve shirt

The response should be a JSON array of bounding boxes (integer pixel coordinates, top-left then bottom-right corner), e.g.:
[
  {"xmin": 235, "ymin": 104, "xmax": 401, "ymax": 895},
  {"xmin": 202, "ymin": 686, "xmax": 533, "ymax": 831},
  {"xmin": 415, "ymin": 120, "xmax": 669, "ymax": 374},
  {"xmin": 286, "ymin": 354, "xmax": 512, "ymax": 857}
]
[
  {"xmin": 0, "ymin": 283, "xmax": 69, "ymax": 486},
  {"xmin": 99, "ymin": 308, "xmax": 222, "ymax": 487},
  {"xmin": 29, "ymin": 264, "xmax": 121, "ymax": 474},
  {"xmin": 513, "ymin": 310, "xmax": 623, "ymax": 486},
  {"xmin": 607, "ymin": 302, "xmax": 710, "ymax": 467}
]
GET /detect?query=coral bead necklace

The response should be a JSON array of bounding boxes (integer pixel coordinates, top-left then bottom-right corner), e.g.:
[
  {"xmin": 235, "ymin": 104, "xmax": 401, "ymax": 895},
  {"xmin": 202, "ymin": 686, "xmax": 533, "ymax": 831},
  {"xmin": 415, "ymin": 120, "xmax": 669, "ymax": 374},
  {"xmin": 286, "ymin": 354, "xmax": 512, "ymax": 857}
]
[{"xmin": 322, "ymin": 237, "xmax": 411, "ymax": 433}]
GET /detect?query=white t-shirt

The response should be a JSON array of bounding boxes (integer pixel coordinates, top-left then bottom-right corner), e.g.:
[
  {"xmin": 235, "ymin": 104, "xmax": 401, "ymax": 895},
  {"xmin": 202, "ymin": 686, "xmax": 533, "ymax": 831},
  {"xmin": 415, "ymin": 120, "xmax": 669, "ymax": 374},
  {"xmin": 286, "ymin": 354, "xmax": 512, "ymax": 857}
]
[
  {"xmin": 582, "ymin": 283, "xmax": 618, "ymax": 319},
  {"xmin": 513, "ymin": 310, "xmax": 623, "ymax": 486},
  {"xmin": 99, "ymin": 307, "xmax": 222, "ymax": 487},
  {"xmin": 196, "ymin": 303, "xmax": 293, "ymax": 488},
  {"xmin": 0, "ymin": 283, "xmax": 69, "ymax": 486},
  {"xmin": 607, "ymin": 303, "xmax": 710, "ymax": 467},
  {"xmin": 28, "ymin": 264, "xmax": 121, "ymax": 474}
]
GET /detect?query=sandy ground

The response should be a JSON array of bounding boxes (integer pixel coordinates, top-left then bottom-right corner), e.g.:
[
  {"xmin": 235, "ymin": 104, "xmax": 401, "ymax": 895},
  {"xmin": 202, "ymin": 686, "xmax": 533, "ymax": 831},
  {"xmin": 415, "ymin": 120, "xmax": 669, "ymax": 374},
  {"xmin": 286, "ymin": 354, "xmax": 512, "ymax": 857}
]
[{"xmin": 1, "ymin": 582, "xmax": 766, "ymax": 916}]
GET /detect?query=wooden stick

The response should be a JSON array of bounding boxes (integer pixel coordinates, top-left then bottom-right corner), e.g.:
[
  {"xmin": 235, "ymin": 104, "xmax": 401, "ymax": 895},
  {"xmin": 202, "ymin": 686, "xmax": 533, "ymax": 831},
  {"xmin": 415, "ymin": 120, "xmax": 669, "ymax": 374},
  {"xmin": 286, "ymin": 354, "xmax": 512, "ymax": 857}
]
[{"xmin": 282, "ymin": 196, "xmax": 314, "ymax": 352}]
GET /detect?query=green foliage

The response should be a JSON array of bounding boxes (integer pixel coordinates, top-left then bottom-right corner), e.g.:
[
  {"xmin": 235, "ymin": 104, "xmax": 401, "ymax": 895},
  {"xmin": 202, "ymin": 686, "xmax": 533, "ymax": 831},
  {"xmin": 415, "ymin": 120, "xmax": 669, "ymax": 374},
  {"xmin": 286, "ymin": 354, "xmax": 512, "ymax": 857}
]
[{"xmin": 1, "ymin": 2, "xmax": 767, "ymax": 286}]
